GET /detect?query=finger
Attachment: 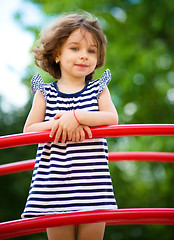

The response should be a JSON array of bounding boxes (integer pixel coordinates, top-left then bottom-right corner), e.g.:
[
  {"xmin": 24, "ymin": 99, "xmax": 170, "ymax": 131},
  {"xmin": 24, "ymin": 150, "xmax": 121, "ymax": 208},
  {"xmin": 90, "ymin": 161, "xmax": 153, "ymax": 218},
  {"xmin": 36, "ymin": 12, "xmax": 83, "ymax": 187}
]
[
  {"xmin": 83, "ymin": 126, "xmax": 92, "ymax": 139},
  {"xmin": 80, "ymin": 128, "xmax": 85, "ymax": 142},
  {"xmin": 54, "ymin": 127, "xmax": 62, "ymax": 143},
  {"xmin": 68, "ymin": 130, "xmax": 73, "ymax": 141},
  {"xmin": 72, "ymin": 132, "xmax": 76, "ymax": 142},
  {"xmin": 50, "ymin": 122, "xmax": 59, "ymax": 138},
  {"xmin": 61, "ymin": 130, "xmax": 67, "ymax": 143},
  {"xmin": 75, "ymin": 130, "xmax": 80, "ymax": 142},
  {"xmin": 54, "ymin": 112, "xmax": 63, "ymax": 120}
]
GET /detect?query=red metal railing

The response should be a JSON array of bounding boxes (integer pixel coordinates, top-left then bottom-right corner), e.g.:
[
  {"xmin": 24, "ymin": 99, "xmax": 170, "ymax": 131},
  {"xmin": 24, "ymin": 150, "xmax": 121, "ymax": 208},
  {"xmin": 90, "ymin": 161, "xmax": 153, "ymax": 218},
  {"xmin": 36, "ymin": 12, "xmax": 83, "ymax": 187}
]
[
  {"xmin": 0, "ymin": 124, "xmax": 174, "ymax": 239},
  {"xmin": 1, "ymin": 124, "xmax": 174, "ymax": 149},
  {"xmin": 0, "ymin": 208, "xmax": 174, "ymax": 239},
  {"xmin": 0, "ymin": 152, "xmax": 174, "ymax": 176}
]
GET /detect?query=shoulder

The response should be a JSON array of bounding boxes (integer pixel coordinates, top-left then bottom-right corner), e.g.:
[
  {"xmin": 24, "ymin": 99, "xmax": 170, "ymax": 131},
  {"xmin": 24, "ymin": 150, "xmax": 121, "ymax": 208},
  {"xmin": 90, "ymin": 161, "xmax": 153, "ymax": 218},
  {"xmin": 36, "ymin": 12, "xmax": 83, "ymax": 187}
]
[
  {"xmin": 31, "ymin": 74, "xmax": 55, "ymax": 101},
  {"xmin": 88, "ymin": 69, "xmax": 111, "ymax": 99}
]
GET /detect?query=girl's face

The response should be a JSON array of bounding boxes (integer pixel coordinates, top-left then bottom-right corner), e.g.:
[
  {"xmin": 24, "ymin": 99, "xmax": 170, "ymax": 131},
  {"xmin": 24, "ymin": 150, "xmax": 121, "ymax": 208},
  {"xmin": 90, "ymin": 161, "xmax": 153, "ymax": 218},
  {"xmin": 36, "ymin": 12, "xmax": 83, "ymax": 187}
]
[{"xmin": 57, "ymin": 28, "xmax": 98, "ymax": 81}]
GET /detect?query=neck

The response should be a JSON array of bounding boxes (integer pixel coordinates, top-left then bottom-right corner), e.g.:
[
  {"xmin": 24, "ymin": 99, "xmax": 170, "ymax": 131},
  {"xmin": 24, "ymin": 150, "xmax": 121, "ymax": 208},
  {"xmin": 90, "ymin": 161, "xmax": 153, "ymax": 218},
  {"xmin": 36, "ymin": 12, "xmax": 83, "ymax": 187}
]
[
  {"xmin": 59, "ymin": 76, "xmax": 85, "ymax": 86},
  {"xmin": 59, "ymin": 72, "xmax": 86, "ymax": 86},
  {"xmin": 57, "ymin": 75, "xmax": 86, "ymax": 94}
]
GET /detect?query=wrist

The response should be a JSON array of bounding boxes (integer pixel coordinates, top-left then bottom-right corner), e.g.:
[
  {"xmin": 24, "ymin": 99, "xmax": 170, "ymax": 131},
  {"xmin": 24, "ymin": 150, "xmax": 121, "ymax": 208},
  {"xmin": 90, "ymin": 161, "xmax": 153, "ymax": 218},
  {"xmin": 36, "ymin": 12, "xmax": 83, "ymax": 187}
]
[{"xmin": 73, "ymin": 109, "xmax": 81, "ymax": 125}]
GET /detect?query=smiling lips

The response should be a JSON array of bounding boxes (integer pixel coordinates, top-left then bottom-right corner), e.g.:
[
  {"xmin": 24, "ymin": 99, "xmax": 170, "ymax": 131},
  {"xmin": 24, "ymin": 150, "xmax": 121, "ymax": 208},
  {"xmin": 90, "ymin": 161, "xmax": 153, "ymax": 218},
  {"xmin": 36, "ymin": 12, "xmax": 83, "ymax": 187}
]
[{"xmin": 75, "ymin": 64, "xmax": 88, "ymax": 68}]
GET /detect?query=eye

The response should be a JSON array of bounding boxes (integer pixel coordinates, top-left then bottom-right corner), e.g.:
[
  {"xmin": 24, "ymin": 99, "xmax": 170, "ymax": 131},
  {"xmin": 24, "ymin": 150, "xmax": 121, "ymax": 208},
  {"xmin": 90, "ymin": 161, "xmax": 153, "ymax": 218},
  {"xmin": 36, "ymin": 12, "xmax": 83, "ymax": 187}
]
[
  {"xmin": 71, "ymin": 47, "xmax": 79, "ymax": 51},
  {"xmin": 88, "ymin": 49, "xmax": 96, "ymax": 54}
]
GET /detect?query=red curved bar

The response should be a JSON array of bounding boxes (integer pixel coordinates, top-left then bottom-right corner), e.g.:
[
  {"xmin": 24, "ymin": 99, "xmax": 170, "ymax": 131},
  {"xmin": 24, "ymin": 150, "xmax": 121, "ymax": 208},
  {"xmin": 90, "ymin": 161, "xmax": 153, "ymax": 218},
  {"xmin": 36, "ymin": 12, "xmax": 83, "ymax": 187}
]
[
  {"xmin": 1, "ymin": 152, "xmax": 174, "ymax": 176},
  {"xmin": 109, "ymin": 152, "xmax": 174, "ymax": 162},
  {"xmin": 0, "ymin": 124, "xmax": 174, "ymax": 149},
  {"xmin": 0, "ymin": 160, "xmax": 35, "ymax": 176},
  {"xmin": 0, "ymin": 208, "xmax": 174, "ymax": 239}
]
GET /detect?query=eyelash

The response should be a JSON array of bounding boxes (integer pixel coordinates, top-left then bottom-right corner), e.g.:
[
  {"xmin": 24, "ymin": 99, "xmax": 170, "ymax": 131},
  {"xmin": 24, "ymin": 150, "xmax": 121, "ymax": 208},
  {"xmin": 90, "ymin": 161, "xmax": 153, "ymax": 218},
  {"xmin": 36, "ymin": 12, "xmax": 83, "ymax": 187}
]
[
  {"xmin": 71, "ymin": 48, "xmax": 78, "ymax": 51},
  {"xmin": 88, "ymin": 49, "xmax": 96, "ymax": 54},
  {"xmin": 70, "ymin": 48, "xmax": 96, "ymax": 54}
]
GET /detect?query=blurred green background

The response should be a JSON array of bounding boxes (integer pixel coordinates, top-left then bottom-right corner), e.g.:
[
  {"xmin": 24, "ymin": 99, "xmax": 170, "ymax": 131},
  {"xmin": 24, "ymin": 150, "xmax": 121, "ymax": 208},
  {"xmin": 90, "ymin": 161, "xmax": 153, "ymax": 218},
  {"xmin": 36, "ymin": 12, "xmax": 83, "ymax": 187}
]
[{"xmin": 0, "ymin": 0, "xmax": 174, "ymax": 239}]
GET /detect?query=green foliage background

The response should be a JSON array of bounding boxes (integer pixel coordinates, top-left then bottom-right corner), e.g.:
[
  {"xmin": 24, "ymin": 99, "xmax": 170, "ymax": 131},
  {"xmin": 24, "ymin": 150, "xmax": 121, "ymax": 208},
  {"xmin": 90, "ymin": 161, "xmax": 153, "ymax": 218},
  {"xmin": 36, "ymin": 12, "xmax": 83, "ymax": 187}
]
[{"xmin": 0, "ymin": 0, "xmax": 174, "ymax": 239}]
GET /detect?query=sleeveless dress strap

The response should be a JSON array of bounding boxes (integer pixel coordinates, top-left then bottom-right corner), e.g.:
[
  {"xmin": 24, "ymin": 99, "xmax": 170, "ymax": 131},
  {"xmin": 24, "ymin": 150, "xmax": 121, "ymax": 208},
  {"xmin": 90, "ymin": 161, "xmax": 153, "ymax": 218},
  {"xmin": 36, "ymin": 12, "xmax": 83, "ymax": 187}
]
[
  {"xmin": 97, "ymin": 69, "xmax": 111, "ymax": 99},
  {"xmin": 31, "ymin": 74, "xmax": 47, "ymax": 100}
]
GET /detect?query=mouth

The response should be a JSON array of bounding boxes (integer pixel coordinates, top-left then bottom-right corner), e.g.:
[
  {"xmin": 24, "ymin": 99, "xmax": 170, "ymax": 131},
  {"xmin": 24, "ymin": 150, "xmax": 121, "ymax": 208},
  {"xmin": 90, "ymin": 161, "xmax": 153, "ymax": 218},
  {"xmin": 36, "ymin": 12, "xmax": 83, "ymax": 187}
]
[{"xmin": 75, "ymin": 64, "xmax": 88, "ymax": 68}]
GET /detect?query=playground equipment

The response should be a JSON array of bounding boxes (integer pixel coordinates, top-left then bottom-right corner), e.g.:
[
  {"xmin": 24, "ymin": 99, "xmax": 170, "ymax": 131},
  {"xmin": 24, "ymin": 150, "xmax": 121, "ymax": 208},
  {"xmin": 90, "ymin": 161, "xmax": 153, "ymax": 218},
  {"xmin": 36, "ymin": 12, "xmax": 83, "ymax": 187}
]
[{"xmin": 0, "ymin": 124, "xmax": 174, "ymax": 239}]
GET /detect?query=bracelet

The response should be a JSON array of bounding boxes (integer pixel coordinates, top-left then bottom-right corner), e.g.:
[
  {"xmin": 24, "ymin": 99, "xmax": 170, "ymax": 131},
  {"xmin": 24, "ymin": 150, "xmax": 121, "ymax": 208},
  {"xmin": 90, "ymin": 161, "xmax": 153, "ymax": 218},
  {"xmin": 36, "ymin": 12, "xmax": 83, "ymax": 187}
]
[{"xmin": 73, "ymin": 109, "xmax": 81, "ymax": 125}]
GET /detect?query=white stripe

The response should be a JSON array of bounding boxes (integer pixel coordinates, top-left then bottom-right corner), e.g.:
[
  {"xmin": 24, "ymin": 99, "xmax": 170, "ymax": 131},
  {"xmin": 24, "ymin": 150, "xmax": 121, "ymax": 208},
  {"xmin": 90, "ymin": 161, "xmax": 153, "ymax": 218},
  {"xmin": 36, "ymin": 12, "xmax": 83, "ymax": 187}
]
[
  {"xmin": 23, "ymin": 205, "xmax": 118, "ymax": 215},
  {"xmin": 37, "ymin": 154, "xmax": 107, "ymax": 163},
  {"xmin": 29, "ymin": 184, "xmax": 113, "ymax": 192},
  {"xmin": 26, "ymin": 198, "xmax": 116, "ymax": 206},
  {"xmin": 33, "ymin": 165, "xmax": 108, "ymax": 174},
  {"xmin": 32, "ymin": 171, "xmax": 110, "ymax": 179},
  {"xmin": 31, "ymin": 178, "xmax": 112, "ymax": 185},
  {"xmin": 36, "ymin": 159, "xmax": 108, "ymax": 166},
  {"xmin": 29, "ymin": 192, "xmax": 114, "ymax": 199},
  {"xmin": 46, "ymin": 98, "xmax": 98, "ymax": 107}
]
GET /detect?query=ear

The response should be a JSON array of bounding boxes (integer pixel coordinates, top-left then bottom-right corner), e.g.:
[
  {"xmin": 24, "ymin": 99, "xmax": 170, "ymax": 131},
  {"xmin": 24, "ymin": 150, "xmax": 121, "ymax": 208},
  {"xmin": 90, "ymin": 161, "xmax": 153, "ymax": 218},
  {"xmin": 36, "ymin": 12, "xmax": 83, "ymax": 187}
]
[{"xmin": 55, "ymin": 56, "xmax": 60, "ymax": 63}]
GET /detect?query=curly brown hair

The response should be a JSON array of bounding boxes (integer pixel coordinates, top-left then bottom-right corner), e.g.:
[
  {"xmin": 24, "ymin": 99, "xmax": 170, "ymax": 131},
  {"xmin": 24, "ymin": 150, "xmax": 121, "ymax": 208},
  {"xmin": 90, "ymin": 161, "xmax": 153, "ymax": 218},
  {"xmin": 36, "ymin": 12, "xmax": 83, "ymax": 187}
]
[{"xmin": 33, "ymin": 12, "xmax": 107, "ymax": 80}]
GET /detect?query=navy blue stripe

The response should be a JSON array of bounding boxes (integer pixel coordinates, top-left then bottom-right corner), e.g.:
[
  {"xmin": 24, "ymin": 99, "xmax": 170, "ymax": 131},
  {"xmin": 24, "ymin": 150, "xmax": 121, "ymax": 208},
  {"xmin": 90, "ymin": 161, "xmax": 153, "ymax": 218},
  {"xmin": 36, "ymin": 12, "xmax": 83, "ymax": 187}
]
[
  {"xmin": 66, "ymin": 148, "xmax": 108, "ymax": 155},
  {"xmin": 30, "ymin": 188, "xmax": 113, "ymax": 195},
  {"xmin": 46, "ymin": 148, "xmax": 108, "ymax": 156},
  {"xmin": 34, "ymin": 161, "xmax": 108, "ymax": 170},
  {"xmin": 32, "ymin": 168, "xmax": 109, "ymax": 178},
  {"xmin": 45, "ymin": 104, "xmax": 98, "ymax": 112},
  {"xmin": 66, "ymin": 141, "xmax": 107, "ymax": 148},
  {"xmin": 36, "ymin": 154, "xmax": 108, "ymax": 163},
  {"xmin": 26, "ymin": 201, "xmax": 116, "ymax": 209},
  {"xmin": 46, "ymin": 95, "xmax": 97, "ymax": 105},
  {"xmin": 33, "ymin": 174, "xmax": 110, "ymax": 182},
  {"xmin": 37, "ymin": 142, "xmax": 107, "ymax": 154},
  {"xmin": 32, "ymin": 181, "xmax": 112, "ymax": 188},
  {"xmin": 29, "ymin": 195, "xmax": 114, "ymax": 202},
  {"xmin": 36, "ymin": 155, "xmax": 108, "ymax": 163}
]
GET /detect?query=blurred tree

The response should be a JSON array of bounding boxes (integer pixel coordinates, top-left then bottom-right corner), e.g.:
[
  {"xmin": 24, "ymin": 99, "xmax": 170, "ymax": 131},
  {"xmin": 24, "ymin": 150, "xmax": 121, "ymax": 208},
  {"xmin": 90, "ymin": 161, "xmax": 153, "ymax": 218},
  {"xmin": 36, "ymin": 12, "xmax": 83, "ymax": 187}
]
[{"xmin": 0, "ymin": 0, "xmax": 174, "ymax": 239}]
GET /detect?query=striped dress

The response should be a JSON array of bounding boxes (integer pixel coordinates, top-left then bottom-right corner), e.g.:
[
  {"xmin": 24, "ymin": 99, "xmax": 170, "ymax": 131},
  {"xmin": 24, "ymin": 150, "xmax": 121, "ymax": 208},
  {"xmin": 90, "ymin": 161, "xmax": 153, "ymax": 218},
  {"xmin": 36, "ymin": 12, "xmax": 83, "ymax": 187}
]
[{"xmin": 21, "ymin": 69, "xmax": 117, "ymax": 218}]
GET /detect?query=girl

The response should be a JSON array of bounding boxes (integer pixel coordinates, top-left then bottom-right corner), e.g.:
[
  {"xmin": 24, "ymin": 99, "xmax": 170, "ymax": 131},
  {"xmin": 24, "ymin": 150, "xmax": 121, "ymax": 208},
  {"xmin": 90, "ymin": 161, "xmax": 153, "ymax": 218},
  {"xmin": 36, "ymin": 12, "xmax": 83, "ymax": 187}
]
[{"xmin": 22, "ymin": 12, "xmax": 118, "ymax": 240}]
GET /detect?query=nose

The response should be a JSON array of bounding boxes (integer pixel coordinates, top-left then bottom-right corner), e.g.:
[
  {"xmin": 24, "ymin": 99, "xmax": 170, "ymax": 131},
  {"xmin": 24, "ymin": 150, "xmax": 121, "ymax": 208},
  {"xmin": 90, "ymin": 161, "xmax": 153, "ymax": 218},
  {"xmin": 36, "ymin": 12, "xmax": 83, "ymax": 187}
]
[{"xmin": 80, "ymin": 50, "xmax": 88, "ymax": 60}]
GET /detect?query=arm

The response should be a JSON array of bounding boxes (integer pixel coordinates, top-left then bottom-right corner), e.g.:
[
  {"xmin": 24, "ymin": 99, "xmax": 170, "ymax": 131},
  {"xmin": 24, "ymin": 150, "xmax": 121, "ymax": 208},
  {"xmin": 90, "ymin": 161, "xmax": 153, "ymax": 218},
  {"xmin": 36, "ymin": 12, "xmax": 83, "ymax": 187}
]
[
  {"xmin": 23, "ymin": 90, "xmax": 92, "ymax": 142},
  {"xmin": 51, "ymin": 86, "xmax": 118, "ymax": 141},
  {"xmin": 23, "ymin": 90, "xmax": 55, "ymax": 133},
  {"xmin": 75, "ymin": 86, "xmax": 118, "ymax": 126}
]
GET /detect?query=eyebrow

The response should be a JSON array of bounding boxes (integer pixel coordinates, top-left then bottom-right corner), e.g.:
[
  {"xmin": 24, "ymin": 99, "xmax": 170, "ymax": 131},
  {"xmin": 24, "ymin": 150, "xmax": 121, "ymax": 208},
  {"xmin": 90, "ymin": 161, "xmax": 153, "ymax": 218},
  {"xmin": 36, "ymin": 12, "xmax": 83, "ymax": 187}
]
[{"xmin": 66, "ymin": 42, "xmax": 97, "ymax": 48}]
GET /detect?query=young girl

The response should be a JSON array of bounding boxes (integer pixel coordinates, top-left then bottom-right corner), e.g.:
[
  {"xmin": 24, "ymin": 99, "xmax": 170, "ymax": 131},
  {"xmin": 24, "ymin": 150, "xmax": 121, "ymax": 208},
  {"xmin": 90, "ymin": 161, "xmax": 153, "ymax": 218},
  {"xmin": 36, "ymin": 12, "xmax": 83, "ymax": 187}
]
[{"xmin": 21, "ymin": 12, "xmax": 118, "ymax": 240}]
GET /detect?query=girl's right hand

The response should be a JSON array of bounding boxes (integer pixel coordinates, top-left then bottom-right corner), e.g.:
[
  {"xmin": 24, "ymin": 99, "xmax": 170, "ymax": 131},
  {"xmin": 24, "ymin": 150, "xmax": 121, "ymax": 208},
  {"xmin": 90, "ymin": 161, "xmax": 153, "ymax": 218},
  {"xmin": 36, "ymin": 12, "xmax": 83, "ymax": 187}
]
[
  {"xmin": 50, "ymin": 111, "xmax": 80, "ymax": 143},
  {"xmin": 50, "ymin": 112, "xmax": 92, "ymax": 143}
]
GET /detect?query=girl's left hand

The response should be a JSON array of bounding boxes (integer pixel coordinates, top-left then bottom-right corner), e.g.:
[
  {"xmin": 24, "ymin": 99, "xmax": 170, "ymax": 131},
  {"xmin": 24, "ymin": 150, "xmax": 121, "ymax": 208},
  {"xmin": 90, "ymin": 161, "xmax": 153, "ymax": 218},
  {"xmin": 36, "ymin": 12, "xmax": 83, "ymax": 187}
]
[
  {"xmin": 50, "ymin": 111, "xmax": 79, "ymax": 143},
  {"xmin": 71, "ymin": 125, "xmax": 92, "ymax": 142}
]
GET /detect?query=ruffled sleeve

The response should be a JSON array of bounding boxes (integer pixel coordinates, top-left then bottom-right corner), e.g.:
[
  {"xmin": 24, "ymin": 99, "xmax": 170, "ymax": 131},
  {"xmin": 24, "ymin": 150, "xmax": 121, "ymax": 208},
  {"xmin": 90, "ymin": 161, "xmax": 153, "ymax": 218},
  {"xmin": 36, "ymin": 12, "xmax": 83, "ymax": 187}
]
[
  {"xmin": 97, "ymin": 69, "xmax": 111, "ymax": 99},
  {"xmin": 31, "ymin": 74, "xmax": 47, "ymax": 101}
]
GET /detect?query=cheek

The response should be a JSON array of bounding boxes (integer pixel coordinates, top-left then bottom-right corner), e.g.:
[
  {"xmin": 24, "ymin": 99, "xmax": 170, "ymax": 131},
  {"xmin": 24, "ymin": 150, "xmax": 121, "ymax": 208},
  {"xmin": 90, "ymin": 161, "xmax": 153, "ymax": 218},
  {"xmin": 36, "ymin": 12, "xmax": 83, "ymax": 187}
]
[
  {"xmin": 60, "ymin": 54, "xmax": 73, "ymax": 65},
  {"xmin": 93, "ymin": 56, "xmax": 98, "ymax": 66}
]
